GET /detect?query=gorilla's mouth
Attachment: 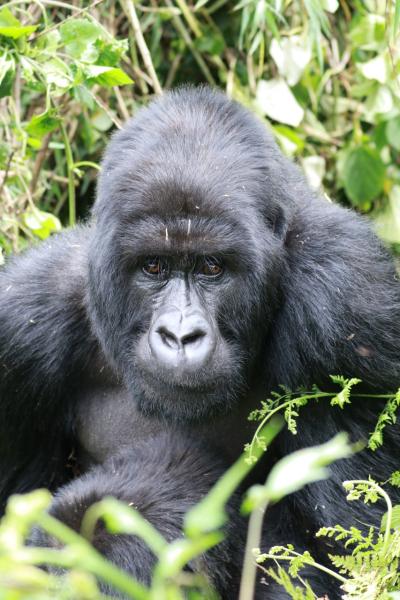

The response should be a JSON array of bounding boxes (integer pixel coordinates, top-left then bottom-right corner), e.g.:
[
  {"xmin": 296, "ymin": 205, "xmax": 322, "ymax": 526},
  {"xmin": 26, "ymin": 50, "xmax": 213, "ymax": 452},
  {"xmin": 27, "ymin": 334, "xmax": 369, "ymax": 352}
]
[{"xmin": 132, "ymin": 365, "xmax": 247, "ymax": 423}]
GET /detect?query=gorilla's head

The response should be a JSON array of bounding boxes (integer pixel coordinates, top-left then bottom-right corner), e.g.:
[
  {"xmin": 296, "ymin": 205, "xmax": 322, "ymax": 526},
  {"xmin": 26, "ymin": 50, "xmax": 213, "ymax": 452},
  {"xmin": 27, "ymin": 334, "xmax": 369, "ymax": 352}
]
[{"xmin": 88, "ymin": 87, "xmax": 300, "ymax": 422}]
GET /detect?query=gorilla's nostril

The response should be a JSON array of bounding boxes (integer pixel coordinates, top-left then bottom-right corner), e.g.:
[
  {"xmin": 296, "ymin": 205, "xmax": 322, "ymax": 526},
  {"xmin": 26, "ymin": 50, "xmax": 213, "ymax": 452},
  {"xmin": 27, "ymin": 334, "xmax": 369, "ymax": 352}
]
[
  {"xmin": 157, "ymin": 326, "xmax": 179, "ymax": 349},
  {"xmin": 181, "ymin": 330, "xmax": 206, "ymax": 346}
]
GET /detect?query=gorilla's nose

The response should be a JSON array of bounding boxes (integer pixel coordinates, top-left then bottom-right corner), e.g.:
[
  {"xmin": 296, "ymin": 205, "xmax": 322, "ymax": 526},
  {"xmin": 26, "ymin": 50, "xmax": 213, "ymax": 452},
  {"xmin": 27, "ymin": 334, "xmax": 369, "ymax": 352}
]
[{"xmin": 149, "ymin": 309, "xmax": 215, "ymax": 369}]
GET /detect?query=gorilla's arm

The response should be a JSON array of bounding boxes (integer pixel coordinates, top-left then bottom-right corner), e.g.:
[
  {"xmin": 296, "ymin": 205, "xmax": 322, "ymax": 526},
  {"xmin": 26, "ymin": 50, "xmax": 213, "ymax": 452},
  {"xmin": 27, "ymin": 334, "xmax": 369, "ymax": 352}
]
[
  {"xmin": 262, "ymin": 197, "xmax": 400, "ymax": 598},
  {"xmin": 0, "ymin": 227, "xmax": 95, "ymax": 503},
  {"xmin": 30, "ymin": 433, "xmax": 245, "ymax": 599},
  {"xmin": 271, "ymin": 199, "xmax": 400, "ymax": 391}
]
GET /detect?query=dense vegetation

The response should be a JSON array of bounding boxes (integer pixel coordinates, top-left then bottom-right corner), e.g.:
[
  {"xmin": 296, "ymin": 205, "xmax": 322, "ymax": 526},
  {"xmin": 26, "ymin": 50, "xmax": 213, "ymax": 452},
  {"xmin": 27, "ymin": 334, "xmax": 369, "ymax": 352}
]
[{"xmin": 1, "ymin": 1, "xmax": 400, "ymax": 598}]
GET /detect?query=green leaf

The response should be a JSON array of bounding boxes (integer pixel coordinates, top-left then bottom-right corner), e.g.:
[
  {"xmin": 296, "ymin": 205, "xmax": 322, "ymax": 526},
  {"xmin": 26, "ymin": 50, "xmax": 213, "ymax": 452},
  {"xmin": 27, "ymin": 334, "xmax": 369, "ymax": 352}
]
[
  {"xmin": 256, "ymin": 78, "xmax": 304, "ymax": 127},
  {"xmin": 0, "ymin": 8, "xmax": 37, "ymax": 39},
  {"xmin": 357, "ymin": 54, "xmax": 387, "ymax": 84},
  {"xmin": 270, "ymin": 36, "xmax": 311, "ymax": 86},
  {"xmin": 85, "ymin": 65, "xmax": 133, "ymax": 86},
  {"xmin": 243, "ymin": 433, "xmax": 353, "ymax": 508},
  {"xmin": 22, "ymin": 208, "xmax": 61, "ymax": 240},
  {"xmin": 374, "ymin": 185, "xmax": 400, "ymax": 244},
  {"xmin": 41, "ymin": 58, "xmax": 72, "ymax": 90},
  {"xmin": 342, "ymin": 147, "xmax": 385, "ymax": 206},
  {"xmin": 0, "ymin": 58, "xmax": 15, "ymax": 98},
  {"xmin": 349, "ymin": 14, "xmax": 385, "ymax": 51},
  {"xmin": 194, "ymin": 30, "xmax": 225, "ymax": 55},
  {"xmin": 386, "ymin": 116, "xmax": 400, "ymax": 151},
  {"xmin": 330, "ymin": 376, "xmax": 361, "ymax": 409},
  {"xmin": 381, "ymin": 504, "xmax": 400, "ymax": 532},
  {"xmin": 60, "ymin": 18, "xmax": 102, "ymax": 63},
  {"xmin": 25, "ymin": 110, "xmax": 61, "ymax": 138}
]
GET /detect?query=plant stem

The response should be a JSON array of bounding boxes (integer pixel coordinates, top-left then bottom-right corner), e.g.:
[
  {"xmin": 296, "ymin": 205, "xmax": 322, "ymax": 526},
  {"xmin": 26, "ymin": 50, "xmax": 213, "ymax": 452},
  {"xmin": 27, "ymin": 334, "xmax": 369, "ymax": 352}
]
[
  {"xmin": 61, "ymin": 123, "xmax": 76, "ymax": 226},
  {"xmin": 344, "ymin": 479, "xmax": 393, "ymax": 555},
  {"xmin": 165, "ymin": 0, "xmax": 216, "ymax": 86},
  {"xmin": 120, "ymin": 0, "xmax": 163, "ymax": 95},
  {"xmin": 258, "ymin": 551, "xmax": 347, "ymax": 584},
  {"xmin": 36, "ymin": 513, "xmax": 149, "ymax": 599},
  {"xmin": 239, "ymin": 501, "xmax": 268, "ymax": 600}
]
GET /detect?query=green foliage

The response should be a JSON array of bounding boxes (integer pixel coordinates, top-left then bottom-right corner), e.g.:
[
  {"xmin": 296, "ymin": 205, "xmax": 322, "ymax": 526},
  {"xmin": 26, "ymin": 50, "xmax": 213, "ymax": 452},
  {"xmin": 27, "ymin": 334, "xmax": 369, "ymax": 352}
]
[
  {"xmin": 0, "ymin": 385, "xmax": 396, "ymax": 599},
  {"xmin": 242, "ymin": 433, "xmax": 352, "ymax": 508},
  {"xmin": 1, "ymin": 1, "xmax": 400, "ymax": 252},
  {"xmin": 369, "ymin": 389, "xmax": 400, "ymax": 451},
  {"xmin": 246, "ymin": 376, "xmax": 400, "ymax": 462},
  {"xmin": 257, "ymin": 479, "xmax": 400, "ymax": 600}
]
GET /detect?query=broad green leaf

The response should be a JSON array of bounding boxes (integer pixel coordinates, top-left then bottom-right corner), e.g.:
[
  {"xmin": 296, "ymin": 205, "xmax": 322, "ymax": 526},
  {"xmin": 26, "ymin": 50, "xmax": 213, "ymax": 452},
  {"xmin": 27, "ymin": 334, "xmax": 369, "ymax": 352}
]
[
  {"xmin": 321, "ymin": 0, "xmax": 338, "ymax": 12},
  {"xmin": 60, "ymin": 18, "xmax": 102, "ymax": 63},
  {"xmin": 386, "ymin": 116, "xmax": 400, "ymax": 151},
  {"xmin": 86, "ymin": 65, "xmax": 133, "ymax": 86},
  {"xmin": 381, "ymin": 504, "xmax": 400, "ymax": 531},
  {"xmin": 0, "ymin": 8, "xmax": 37, "ymax": 39},
  {"xmin": 41, "ymin": 58, "xmax": 71, "ymax": 90},
  {"xmin": 357, "ymin": 54, "xmax": 387, "ymax": 84},
  {"xmin": 27, "ymin": 137, "xmax": 42, "ymax": 150},
  {"xmin": 270, "ymin": 36, "xmax": 311, "ymax": 86},
  {"xmin": 91, "ymin": 109, "xmax": 113, "ymax": 132},
  {"xmin": 365, "ymin": 85, "xmax": 394, "ymax": 121},
  {"xmin": 194, "ymin": 30, "xmax": 225, "ymax": 55},
  {"xmin": 273, "ymin": 124, "xmax": 305, "ymax": 156},
  {"xmin": 96, "ymin": 38, "xmax": 129, "ymax": 67},
  {"xmin": 35, "ymin": 29, "xmax": 60, "ymax": 54},
  {"xmin": 256, "ymin": 78, "xmax": 304, "ymax": 127},
  {"xmin": 22, "ymin": 209, "xmax": 61, "ymax": 240},
  {"xmin": 25, "ymin": 110, "xmax": 61, "ymax": 138},
  {"xmin": 301, "ymin": 156, "xmax": 325, "ymax": 190},
  {"xmin": 342, "ymin": 147, "xmax": 385, "ymax": 206},
  {"xmin": 374, "ymin": 186, "xmax": 400, "ymax": 244},
  {"xmin": 0, "ymin": 58, "xmax": 14, "ymax": 98},
  {"xmin": 349, "ymin": 14, "xmax": 385, "ymax": 51},
  {"xmin": 243, "ymin": 433, "xmax": 352, "ymax": 509},
  {"xmin": 73, "ymin": 85, "xmax": 95, "ymax": 110}
]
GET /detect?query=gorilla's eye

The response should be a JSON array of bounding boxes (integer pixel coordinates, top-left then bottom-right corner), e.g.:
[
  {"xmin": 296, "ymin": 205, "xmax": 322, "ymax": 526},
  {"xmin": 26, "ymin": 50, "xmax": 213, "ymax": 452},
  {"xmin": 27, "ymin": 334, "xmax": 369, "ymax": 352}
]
[
  {"xmin": 199, "ymin": 256, "xmax": 224, "ymax": 278},
  {"xmin": 142, "ymin": 257, "xmax": 169, "ymax": 278}
]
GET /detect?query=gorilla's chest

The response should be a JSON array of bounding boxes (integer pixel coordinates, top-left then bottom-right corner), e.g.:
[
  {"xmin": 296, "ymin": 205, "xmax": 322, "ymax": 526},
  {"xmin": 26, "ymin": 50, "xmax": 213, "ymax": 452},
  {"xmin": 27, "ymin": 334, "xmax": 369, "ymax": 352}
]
[{"xmin": 74, "ymin": 368, "xmax": 261, "ymax": 469}]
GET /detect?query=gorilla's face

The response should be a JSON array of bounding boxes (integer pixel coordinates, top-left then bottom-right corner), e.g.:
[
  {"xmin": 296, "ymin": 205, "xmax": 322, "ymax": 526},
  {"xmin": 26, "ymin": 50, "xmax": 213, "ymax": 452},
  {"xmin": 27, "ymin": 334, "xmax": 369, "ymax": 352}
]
[{"xmin": 88, "ymin": 88, "xmax": 289, "ymax": 422}]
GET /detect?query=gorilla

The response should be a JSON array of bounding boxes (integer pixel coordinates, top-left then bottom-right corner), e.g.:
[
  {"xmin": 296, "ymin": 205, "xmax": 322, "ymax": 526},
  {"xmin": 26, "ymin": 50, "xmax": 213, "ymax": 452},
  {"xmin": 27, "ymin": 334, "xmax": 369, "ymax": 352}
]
[{"xmin": 0, "ymin": 86, "xmax": 399, "ymax": 599}]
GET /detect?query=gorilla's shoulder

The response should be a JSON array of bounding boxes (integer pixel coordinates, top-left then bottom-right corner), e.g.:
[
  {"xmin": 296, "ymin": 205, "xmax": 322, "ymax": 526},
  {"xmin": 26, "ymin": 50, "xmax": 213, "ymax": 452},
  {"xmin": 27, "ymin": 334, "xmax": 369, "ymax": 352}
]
[{"xmin": 0, "ymin": 225, "xmax": 96, "ymax": 390}]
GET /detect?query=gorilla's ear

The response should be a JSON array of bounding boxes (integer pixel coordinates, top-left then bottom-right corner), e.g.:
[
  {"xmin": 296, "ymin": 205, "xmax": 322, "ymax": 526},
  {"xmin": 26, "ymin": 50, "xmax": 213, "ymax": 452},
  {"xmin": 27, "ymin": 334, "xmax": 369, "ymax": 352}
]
[
  {"xmin": 267, "ymin": 198, "xmax": 400, "ymax": 392},
  {"xmin": 263, "ymin": 203, "xmax": 288, "ymax": 239}
]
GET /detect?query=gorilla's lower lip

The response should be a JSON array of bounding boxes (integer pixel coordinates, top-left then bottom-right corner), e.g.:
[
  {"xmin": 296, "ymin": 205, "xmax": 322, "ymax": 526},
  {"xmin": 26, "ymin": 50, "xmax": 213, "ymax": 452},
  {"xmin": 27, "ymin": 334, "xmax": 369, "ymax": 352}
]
[{"xmin": 140, "ymin": 372, "xmax": 218, "ymax": 395}]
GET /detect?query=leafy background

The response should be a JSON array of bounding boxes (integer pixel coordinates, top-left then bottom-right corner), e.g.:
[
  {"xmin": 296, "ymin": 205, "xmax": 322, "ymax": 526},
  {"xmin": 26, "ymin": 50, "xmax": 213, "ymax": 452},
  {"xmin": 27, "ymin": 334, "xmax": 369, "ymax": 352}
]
[
  {"xmin": 1, "ymin": 0, "xmax": 400, "ymax": 257},
  {"xmin": 1, "ymin": 2, "xmax": 400, "ymax": 599}
]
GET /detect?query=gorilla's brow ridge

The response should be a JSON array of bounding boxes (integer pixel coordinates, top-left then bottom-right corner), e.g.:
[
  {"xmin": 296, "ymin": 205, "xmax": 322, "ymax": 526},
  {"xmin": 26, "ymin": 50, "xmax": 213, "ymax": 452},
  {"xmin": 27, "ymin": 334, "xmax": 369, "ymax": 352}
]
[{"xmin": 117, "ymin": 214, "xmax": 259, "ymax": 265}]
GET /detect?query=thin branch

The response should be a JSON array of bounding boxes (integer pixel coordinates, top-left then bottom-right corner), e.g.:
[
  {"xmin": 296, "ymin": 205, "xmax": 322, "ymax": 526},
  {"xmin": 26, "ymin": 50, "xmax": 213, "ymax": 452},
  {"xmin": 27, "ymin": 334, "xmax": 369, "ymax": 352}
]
[
  {"xmin": 120, "ymin": 0, "xmax": 163, "ymax": 96},
  {"xmin": 114, "ymin": 86, "xmax": 131, "ymax": 122},
  {"xmin": 0, "ymin": 152, "xmax": 14, "ymax": 199},
  {"xmin": 30, "ymin": 133, "xmax": 51, "ymax": 195},
  {"xmin": 165, "ymin": 0, "xmax": 216, "ymax": 86},
  {"xmin": 30, "ymin": 0, "xmax": 105, "ymax": 40}
]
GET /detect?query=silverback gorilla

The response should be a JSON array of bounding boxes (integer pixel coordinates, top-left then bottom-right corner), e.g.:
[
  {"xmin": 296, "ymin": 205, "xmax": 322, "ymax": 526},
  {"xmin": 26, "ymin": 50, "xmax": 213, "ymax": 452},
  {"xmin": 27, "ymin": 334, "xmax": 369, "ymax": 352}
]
[{"xmin": 0, "ymin": 86, "xmax": 399, "ymax": 599}]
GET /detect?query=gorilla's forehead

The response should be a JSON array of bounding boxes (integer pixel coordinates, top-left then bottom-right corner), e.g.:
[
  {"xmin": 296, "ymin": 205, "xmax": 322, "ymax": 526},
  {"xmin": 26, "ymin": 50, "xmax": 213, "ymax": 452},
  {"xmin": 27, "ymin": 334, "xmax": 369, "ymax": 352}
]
[
  {"xmin": 117, "ymin": 212, "xmax": 265, "ymax": 265},
  {"xmin": 112, "ymin": 169, "xmax": 269, "ymax": 256}
]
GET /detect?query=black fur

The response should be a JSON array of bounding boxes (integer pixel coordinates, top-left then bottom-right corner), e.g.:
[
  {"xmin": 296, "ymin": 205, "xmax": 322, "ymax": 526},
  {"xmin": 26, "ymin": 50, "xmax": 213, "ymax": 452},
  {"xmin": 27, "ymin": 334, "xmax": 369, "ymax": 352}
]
[
  {"xmin": 0, "ymin": 86, "xmax": 399, "ymax": 598},
  {"xmin": 29, "ymin": 433, "xmax": 244, "ymax": 598}
]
